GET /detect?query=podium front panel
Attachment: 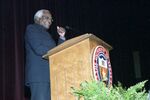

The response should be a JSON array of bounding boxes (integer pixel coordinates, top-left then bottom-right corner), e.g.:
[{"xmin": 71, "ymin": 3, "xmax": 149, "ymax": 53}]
[{"xmin": 49, "ymin": 39, "xmax": 92, "ymax": 100}]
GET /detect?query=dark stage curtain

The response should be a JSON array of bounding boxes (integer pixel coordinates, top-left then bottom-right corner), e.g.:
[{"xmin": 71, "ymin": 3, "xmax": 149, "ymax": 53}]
[{"xmin": 0, "ymin": 0, "xmax": 26, "ymax": 99}]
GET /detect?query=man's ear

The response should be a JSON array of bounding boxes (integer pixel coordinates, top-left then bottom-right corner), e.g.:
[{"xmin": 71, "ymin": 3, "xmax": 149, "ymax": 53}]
[{"xmin": 38, "ymin": 17, "xmax": 43, "ymax": 24}]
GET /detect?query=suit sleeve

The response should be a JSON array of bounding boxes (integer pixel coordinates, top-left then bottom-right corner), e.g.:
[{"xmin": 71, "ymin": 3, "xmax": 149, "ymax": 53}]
[
  {"xmin": 58, "ymin": 37, "xmax": 65, "ymax": 45},
  {"xmin": 25, "ymin": 25, "xmax": 56, "ymax": 56}
]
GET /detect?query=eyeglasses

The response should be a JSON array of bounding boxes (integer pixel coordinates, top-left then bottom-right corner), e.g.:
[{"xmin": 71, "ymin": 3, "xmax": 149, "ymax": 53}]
[{"xmin": 42, "ymin": 16, "xmax": 53, "ymax": 22}]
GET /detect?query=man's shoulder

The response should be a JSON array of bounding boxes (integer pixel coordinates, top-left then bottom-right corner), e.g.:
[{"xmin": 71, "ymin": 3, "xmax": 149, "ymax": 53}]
[
  {"xmin": 26, "ymin": 24, "xmax": 36, "ymax": 29},
  {"xmin": 25, "ymin": 24, "xmax": 39, "ymax": 36}
]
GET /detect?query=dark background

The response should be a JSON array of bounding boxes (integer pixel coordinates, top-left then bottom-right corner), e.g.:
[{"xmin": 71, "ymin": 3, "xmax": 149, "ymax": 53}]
[{"xmin": 0, "ymin": 0, "xmax": 150, "ymax": 100}]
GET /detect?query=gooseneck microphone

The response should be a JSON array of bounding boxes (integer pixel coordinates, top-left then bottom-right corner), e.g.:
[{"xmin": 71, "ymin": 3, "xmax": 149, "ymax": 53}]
[
  {"xmin": 65, "ymin": 26, "xmax": 73, "ymax": 30},
  {"xmin": 65, "ymin": 26, "xmax": 82, "ymax": 34}
]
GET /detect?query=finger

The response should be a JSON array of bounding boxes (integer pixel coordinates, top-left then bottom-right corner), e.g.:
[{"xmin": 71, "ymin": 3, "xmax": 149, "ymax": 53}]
[{"xmin": 57, "ymin": 26, "xmax": 60, "ymax": 29}]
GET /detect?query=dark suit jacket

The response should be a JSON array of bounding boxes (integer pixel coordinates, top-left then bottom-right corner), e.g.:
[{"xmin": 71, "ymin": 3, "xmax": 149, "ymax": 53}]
[{"xmin": 25, "ymin": 23, "xmax": 65, "ymax": 85}]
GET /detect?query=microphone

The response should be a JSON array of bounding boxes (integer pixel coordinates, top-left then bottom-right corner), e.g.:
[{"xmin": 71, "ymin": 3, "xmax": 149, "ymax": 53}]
[
  {"xmin": 65, "ymin": 26, "xmax": 73, "ymax": 30},
  {"xmin": 65, "ymin": 26, "xmax": 82, "ymax": 33}
]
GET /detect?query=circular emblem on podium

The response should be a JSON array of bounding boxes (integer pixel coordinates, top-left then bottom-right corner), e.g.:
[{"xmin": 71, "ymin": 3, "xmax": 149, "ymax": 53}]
[{"xmin": 92, "ymin": 45, "xmax": 112, "ymax": 86}]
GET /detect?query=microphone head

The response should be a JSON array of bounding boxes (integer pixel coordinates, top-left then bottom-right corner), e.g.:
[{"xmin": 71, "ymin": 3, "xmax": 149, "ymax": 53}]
[{"xmin": 65, "ymin": 26, "xmax": 70, "ymax": 29}]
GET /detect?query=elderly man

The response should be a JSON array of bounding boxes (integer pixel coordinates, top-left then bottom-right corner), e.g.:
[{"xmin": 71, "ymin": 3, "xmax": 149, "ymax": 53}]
[{"xmin": 24, "ymin": 9, "xmax": 66, "ymax": 100}]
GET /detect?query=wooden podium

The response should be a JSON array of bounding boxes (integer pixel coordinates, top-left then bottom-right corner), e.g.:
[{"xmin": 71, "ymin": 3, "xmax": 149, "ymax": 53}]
[{"xmin": 43, "ymin": 33, "xmax": 112, "ymax": 100}]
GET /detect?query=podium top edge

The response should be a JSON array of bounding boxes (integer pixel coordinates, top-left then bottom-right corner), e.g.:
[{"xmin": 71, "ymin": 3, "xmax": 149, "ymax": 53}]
[{"xmin": 43, "ymin": 33, "xmax": 113, "ymax": 59}]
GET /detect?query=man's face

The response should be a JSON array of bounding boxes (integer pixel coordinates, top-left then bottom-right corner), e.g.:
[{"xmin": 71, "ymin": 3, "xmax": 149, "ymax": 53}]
[{"xmin": 40, "ymin": 11, "xmax": 53, "ymax": 29}]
